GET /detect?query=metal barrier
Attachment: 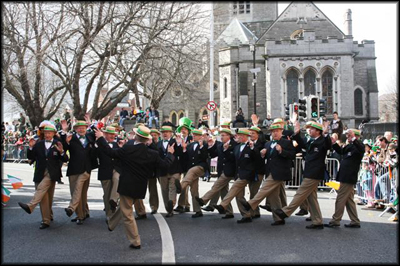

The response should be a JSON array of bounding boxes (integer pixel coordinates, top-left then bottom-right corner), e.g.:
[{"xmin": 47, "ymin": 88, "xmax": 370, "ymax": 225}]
[{"xmin": 2, "ymin": 144, "xmax": 29, "ymax": 163}]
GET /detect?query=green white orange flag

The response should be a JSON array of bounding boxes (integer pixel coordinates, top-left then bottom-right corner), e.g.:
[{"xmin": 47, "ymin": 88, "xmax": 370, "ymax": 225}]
[
  {"xmin": 2, "ymin": 185, "xmax": 11, "ymax": 203},
  {"xmin": 7, "ymin": 175, "xmax": 23, "ymax": 189}
]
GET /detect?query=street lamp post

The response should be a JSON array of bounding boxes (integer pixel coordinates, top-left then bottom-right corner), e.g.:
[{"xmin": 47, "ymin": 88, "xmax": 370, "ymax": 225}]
[{"xmin": 249, "ymin": 41, "xmax": 256, "ymax": 115}]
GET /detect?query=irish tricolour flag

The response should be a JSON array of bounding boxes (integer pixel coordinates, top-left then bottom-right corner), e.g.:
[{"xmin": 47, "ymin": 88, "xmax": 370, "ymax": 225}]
[
  {"xmin": 2, "ymin": 185, "xmax": 11, "ymax": 203},
  {"xmin": 7, "ymin": 175, "xmax": 23, "ymax": 189}
]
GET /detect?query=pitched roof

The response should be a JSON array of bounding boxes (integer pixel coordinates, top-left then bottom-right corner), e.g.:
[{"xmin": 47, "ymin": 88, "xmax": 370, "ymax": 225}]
[
  {"xmin": 258, "ymin": 2, "xmax": 346, "ymax": 43},
  {"xmin": 217, "ymin": 18, "xmax": 258, "ymax": 46}
]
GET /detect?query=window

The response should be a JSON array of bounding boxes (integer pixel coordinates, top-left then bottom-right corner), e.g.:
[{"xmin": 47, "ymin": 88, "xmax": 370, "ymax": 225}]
[
  {"xmin": 224, "ymin": 78, "xmax": 228, "ymax": 99},
  {"xmin": 286, "ymin": 69, "xmax": 299, "ymax": 105},
  {"xmin": 178, "ymin": 111, "xmax": 184, "ymax": 119},
  {"xmin": 321, "ymin": 71, "xmax": 333, "ymax": 114},
  {"xmin": 304, "ymin": 70, "xmax": 316, "ymax": 96},
  {"xmin": 354, "ymin": 89, "xmax": 363, "ymax": 115},
  {"xmin": 171, "ymin": 112, "xmax": 177, "ymax": 126},
  {"xmin": 233, "ymin": 1, "xmax": 250, "ymax": 15}
]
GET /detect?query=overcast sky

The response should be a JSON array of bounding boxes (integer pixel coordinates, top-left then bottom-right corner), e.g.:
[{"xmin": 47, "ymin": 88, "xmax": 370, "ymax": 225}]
[{"xmin": 278, "ymin": 2, "xmax": 398, "ymax": 94}]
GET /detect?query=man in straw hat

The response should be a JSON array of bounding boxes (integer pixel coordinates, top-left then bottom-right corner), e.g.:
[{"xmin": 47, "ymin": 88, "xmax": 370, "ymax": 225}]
[
  {"xmin": 94, "ymin": 125, "xmax": 175, "ymax": 249},
  {"xmin": 94, "ymin": 126, "xmax": 122, "ymax": 222},
  {"xmin": 61, "ymin": 117, "xmax": 97, "ymax": 225},
  {"xmin": 214, "ymin": 128, "xmax": 258, "ymax": 223},
  {"xmin": 175, "ymin": 128, "xmax": 209, "ymax": 217},
  {"xmin": 157, "ymin": 126, "xmax": 183, "ymax": 217},
  {"xmin": 274, "ymin": 120, "xmax": 331, "ymax": 229},
  {"xmin": 240, "ymin": 122, "xmax": 296, "ymax": 226},
  {"xmin": 324, "ymin": 129, "xmax": 364, "ymax": 228},
  {"xmin": 195, "ymin": 128, "xmax": 238, "ymax": 219},
  {"xmin": 19, "ymin": 123, "xmax": 68, "ymax": 229}
]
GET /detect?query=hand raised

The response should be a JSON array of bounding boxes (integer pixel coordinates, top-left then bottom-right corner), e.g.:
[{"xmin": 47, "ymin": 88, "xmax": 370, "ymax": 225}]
[
  {"xmin": 168, "ymin": 143, "xmax": 175, "ymax": 154},
  {"xmin": 55, "ymin": 142, "xmax": 64, "ymax": 153},
  {"xmin": 275, "ymin": 144, "xmax": 282, "ymax": 153},
  {"xmin": 260, "ymin": 148, "xmax": 267, "ymax": 158},
  {"xmin": 61, "ymin": 119, "xmax": 68, "ymax": 132},
  {"xmin": 28, "ymin": 138, "xmax": 36, "ymax": 148}
]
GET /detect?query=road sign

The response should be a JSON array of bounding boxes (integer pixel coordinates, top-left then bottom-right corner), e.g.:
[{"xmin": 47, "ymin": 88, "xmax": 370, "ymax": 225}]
[{"xmin": 206, "ymin": 101, "xmax": 217, "ymax": 111}]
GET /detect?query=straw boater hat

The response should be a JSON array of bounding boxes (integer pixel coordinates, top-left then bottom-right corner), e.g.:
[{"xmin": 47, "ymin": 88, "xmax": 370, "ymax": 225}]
[
  {"xmin": 219, "ymin": 128, "xmax": 233, "ymax": 135},
  {"xmin": 102, "ymin": 126, "xmax": 117, "ymax": 134},
  {"xmin": 150, "ymin": 129, "xmax": 161, "ymax": 135},
  {"xmin": 236, "ymin": 128, "xmax": 250, "ymax": 136},
  {"xmin": 160, "ymin": 126, "xmax": 174, "ymax": 132},
  {"xmin": 304, "ymin": 121, "xmax": 323, "ymax": 131},
  {"xmin": 273, "ymin": 118, "xmax": 285, "ymax": 125},
  {"xmin": 350, "ymin": 129, "xmax": 361, "ymax": 136},
  {"xmin": 249, "ymin": 126, "xmax": 261, "ymax": 133},
  {"xmin": 73, "ymin": 120, "xmax": 88, "ymax": 128},
  {"xmin": 133, "ymin": 125, "xmax": 152, "ymax": 139},
  {"xmin": 221, "ymin": 121, "xmax": 231, "ymax": 128},
  {"xmin": 43, "ymin": 124, "xmax": 57, "ymax": 132},
  {"xmin": 268, "ymin": 123, "xmax": 284, "ymax": 131},
  {"xmin": 110, "ymin": 123, "xmax": 123, "ymax": 131},
  {"xmin": 191, "ymin": 129, "xmax": 203, "ymax": 136}
]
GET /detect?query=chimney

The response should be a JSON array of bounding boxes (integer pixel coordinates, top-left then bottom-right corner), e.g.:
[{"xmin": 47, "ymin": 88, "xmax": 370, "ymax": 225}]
[{"xmin": 344, "ymin": 9, "xmax": 353, "ymax": 37}]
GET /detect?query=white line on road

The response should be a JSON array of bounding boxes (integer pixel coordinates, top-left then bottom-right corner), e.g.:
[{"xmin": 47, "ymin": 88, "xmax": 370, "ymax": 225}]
[{"xmin": 144, "ymin": 203, "xmax": 175, "ymax": 264}]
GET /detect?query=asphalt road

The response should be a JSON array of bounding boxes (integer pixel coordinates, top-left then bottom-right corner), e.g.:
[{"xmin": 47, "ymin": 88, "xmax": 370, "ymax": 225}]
[{"xmin": 2, "ymin": 163, "xmax": 398, "ymax": 264}]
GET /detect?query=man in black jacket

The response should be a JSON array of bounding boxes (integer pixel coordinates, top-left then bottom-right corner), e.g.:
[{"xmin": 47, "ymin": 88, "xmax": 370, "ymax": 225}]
[
  {"xmin": 19, "ymin": 124, "xmax": 68, "ymax": 229},
  {"xmin": 195, "ymin": 128, "xmax": 237, "ymax": 219},
  {"xmin": 324, "ymin": 129, "xmax": 364, "ymax": 228},
  {"xmin": 95, "ymin": 126, "xmax": 121, "ymax": 221},
  {"xmin": 157, "ymin": 126, "xmax": 183, "ymax": 217},
  {"xmin": 175, "ymin": 129, "xmax": 208, "ymax": 218},
  {"xmin": 214, "ymin": 129, "xmax": 258, "ymax": 223},
  {"xmin": 274, "ymin": 120, "xmax": 331, "ymax": 229},
  {"xmin": 95, "ymin": 125, "xmax": 175, "ymax": 249},
  {"xmin": 240, "ymin": 123, "xmax": 296, "ymax": 226},
  {"xmin": 61, "ymin": 119, "xmax": 97, "ymax": 225}
]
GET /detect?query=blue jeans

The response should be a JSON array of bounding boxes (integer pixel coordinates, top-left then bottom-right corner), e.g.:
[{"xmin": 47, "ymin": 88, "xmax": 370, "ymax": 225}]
[
  {"xmin": 119, "ymin": 117, "xmax": 127, "ymax": 127},
  {"xmin": 374, "ymin": 173, "xmax": 390, "ymax": 201},
  {"xmin": 149, "ymin": 116, "xmax": 159, "ymax": 128}
]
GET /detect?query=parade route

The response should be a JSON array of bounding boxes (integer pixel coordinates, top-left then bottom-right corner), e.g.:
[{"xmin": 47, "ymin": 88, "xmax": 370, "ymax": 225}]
[{"xmin": 2, "ymin": 163, "xmax": 398, "ymax": 264}]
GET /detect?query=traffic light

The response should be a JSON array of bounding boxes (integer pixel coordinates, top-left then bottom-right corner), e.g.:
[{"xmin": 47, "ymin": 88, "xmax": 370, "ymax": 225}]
[
  {"xmin": 309, "ymin": 96, "xmax": 319, "ymax": 119},
  {"xmin": 319, "ymin": 98, "xmax": 327, "ymax": 117},
  {"xmin": 285, "ymin": 104, "xmax": 292, "ymax": 120},
  {"xmin": 298, "ymin": 98, "xmax": 307, "ymax": 120}
]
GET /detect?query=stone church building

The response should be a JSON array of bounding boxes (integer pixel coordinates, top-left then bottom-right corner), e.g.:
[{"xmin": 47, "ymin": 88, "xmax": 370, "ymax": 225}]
[{"xmin": 158, "ymin": 2, "xmax": 379, "ymax": 128}]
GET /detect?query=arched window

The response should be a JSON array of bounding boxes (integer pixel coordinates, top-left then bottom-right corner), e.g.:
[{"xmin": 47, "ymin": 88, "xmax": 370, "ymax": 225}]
[
  {"xmin": 304, "ymin": 70, "xmax": 316, "ymax": 96},
  {"xmin": 178, "ymin": 111, "xmax": 184, "ymax": 119},
  {"xmin": 286, "ymin": 69, "xmax": 299, "ymax": 105},
  {"xmin": 354, "ymin": 89, "xmax": 363, "ymax": 115},
  {"xmin": 322, "ymin": 71, "xmax": 333, "ymax": 114},
  {"xmin": 171, "ymin": 112, "xmax": 177, "ymax": 126},
  {"xmin": 224, "ymin": 78, "xmax": 228, "ymax": 99}
]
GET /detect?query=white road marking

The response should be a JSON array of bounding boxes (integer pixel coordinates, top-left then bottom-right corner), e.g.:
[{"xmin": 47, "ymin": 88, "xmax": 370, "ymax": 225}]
[{"xmin": 144, "ymin": 203, "xmax": 176, "ymax": 264}]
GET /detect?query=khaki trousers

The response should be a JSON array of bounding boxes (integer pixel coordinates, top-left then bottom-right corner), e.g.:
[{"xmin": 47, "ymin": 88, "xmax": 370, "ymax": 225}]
[
  {"xmin": 265, "ymin": 182, "xmax": 287, "ymax": 208},
  {"xmin": 282, "ymin": 178, "xmax": 323, "ymax": 225},
  {"xmin": 159, "ymin": 173, "xmax": 181, "ymax": 210},
  {"xmin": 28, "ymin": 170, "xmax": 56, "ymax": 225},
  {"xmin": 68, "ymin": 171, "xmax": 90, "ymax": 219},
  {"xmin": 248, "ymin": 175, "xmax": 263, "ymax": 216},
  {"xmin": 118, "ymin": 195, "xmax": 141, "ymax": 246},
  {"xmin": 181, "ymin": 173, "xmax": 191, "ymax": 208},
  {"xmin": 329, "ymin": 183, "xmax": 360, "ymax": 226},
  {"xmin": 134, "ymin": 199, "xmax": 146, "ymax": 216},
  {"xmin": 220, "ymin": 179, "xmax": 250, "ymax": 218},
  {"xmin": 148, "ymin": 178, "xmax": 159, "ymax": 212},
  {"xmin": 101, "ymin": 170, "xmax": 120, "ymax": 219},
  {"xmin": 178, "ymin": 166, "xmax": 204, "ymax": 212},
  {"xmin": 201, "ymin": 174, "xmax": 233, "ymax": 215},
  {"xmin": 248, "ymin": 175, "xmax": 285, "ymax": 221}
]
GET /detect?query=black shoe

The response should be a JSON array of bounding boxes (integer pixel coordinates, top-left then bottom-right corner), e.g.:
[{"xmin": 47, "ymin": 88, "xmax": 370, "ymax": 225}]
[
  {"xmin": 39, "ymin": 223, "xmax": 50, "ymax": 229},
  {"xmin": 109, "ymin": 200, "xmax": 117, "ymax": 213},
  {"xmin": 259, "ymin": 204, "xmax": 272, "ymax": 212},
  {"xmin": 129, "ymin": 244, "xmax": 141, "ymax": 249},
  {"xmin": 192, "ymin": 212, "xmax": 203, "ymax": 218},
  {"xmin": 344, "ymin": 223, "xmax": 361, "ymax": 228},
  {"xmin": 202, "ymin": 205, "xmax": 215, "ymax": 212},
  {"xmin": 166, "ymin": 200, "xmax": 173, "ymax": 214},
  {"xmin": 65, "ymin": 208, "xmax": 73, "ymax": 217},
  {"xmin": 305, "ymin": 217, "xmax": 312, "ymax": 221},
  {"xmin": 51, "ymin": 217, "xmax": 53, "ymax": 221},
  {"xmin": 252, "ymin": 214, "xmax": 261, "ymax": 219},
  {"xmin": 239, "ymin": 199, "xmax": 252, "ymax": 212},
  {"xmin": 213, "ymin": 205, "xmax": 226, "ymax": 214},
  {"xmin": 221, "ymin": 214, "xmax": 234, "ymax": 219},
  {"xmin": 76, "ymin": 219, "xmax": 84, "ymax": 225},
  {"xmin": 103, "ymin": 208, "xmax": 106, "ymax": 212},
  {"xmin": 174, "ymin": 206, "xmax": 185, "ymax": 213},
  {"xmin": 295, "ymin": 209, "xmax": 309, "ymax": 216},
  {"xmin": 106, "ymin": 220, "xmax": 113, "ymax": 231},
  {"xmin": 324, "ymin": 223, "xmax": 340, "ymax": 228},
  {"xmin": 166, "ymin": 212, "xmax": 174, "ymax": 218},
  {"xmin": 274, "ymin": 209, "xmax": 288, "ymax": 220},
  {"xmin": 184, "ymin": 207, "xmax": 190, "ymax": 212},
  {"xmin": 151, "ymin": 210, "xmax": 157, "ymax": 214},
  {"xmin": 237, "ymin": 217, "xmax": 252, "ymax": 223},
  {"xmin": 306, "ymin": 224, "xmax": 324, "ymax": 229},
  {"xmin": 71, "ymin": 217, "xmax": 78, "ymax": 222},
  {"xmin": 86, "ymin": 213, "xmax": 90, "ymax": 219},
  {"xmin": 175, "ymin": 179, "xmax": 182, "ymax": 194},
  {"xmin": 18, "ymin": 202, "xmax": 31, "ymax": 214},
  {"xmin": 271, "ymin": 220, "xmax": 285, "ymax": 226},
  {"xmin": 135, "ymin": 214, "xmax": 147, "ymax": 220},
  {"xmin": 195, "ymin": 196, "xmax": 205, "ymax": 206}
]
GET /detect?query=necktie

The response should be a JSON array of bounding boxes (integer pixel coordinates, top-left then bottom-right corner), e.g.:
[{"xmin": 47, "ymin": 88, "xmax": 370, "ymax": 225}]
[
  {"xmin": 45, "ymin": 140, "xmax": 52, "ymax": 143},
  {"xmin": 307, "ymin": 138, "xmax": 315, "ymax": 152}
]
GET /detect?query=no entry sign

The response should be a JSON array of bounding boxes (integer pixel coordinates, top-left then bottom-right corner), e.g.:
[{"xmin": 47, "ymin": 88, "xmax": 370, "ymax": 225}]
[{"xmin": 206, "ymin": 101, "xmax": 217, "ymax": 111}]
